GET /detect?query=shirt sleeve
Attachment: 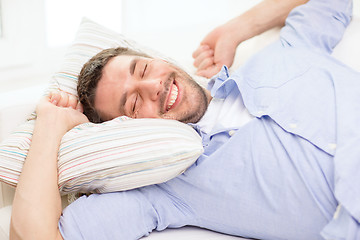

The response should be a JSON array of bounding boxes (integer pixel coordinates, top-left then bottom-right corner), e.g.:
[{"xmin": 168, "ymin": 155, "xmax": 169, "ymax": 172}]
[
  {"xmin": 58, "ymin": 189, "xmax": 158, "ymax": 240},
  {"xmin": 280, "ymin": 0, "xmax": 353, "ymax": 54},
  {"xmin": 58, "ymin": 184, "xmax": 195, "ymax": 239}
]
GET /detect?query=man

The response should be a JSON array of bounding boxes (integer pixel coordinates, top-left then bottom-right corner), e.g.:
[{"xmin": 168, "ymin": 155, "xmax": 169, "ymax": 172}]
[
  {"xmin": 10, "ymin": 0, "xmax": 359, "ymax": 239},
  {"xmin": 76, "ymin": 47, "xmax": 211, "ymax": 124}
]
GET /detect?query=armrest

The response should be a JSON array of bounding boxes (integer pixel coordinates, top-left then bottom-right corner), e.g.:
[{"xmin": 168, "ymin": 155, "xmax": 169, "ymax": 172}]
[
  {"xmin": 0, "ymin": 85, "xmax": 46, "ymax": 142},
  {"xmin": 0, "ymin": 85, "xmax": 45, "ymax": 210}
]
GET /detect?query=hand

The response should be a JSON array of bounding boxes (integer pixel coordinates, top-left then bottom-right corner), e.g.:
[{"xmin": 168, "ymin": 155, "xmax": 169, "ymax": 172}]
[
  {"xmin": 193, "ymin": 21, "xmax": 240, "ymax": 78},
  {"xmin": 36, "ymin": 91, "xmax": 89, "ymax": 134}
]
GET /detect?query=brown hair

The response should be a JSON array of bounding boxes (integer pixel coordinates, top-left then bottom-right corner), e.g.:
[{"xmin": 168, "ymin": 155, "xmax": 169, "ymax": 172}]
[{"xmin": 77, "ymin": 47, "xmax": 150, "ymax": 123}]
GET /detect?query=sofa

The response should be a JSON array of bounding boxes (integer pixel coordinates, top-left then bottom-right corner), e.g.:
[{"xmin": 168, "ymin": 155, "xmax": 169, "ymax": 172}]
[{"xmin": 0, "ymin": 12, "xmax": 359, "ymax": 240}]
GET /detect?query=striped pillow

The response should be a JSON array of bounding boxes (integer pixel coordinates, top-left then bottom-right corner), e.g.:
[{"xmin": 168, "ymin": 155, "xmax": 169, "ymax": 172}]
[
  {"xmin": 0, "ymin": 117, "xmax": 203, "ymax": 194},
  {"xmin": 0, "ymin": 18, "xmax": 204, "ymax": 194}
]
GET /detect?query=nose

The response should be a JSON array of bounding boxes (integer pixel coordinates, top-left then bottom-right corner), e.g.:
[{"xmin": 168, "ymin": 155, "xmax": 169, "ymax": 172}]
[{"xmin": 138, "ymin": 78, "xmax": 163, "ymax": 101}]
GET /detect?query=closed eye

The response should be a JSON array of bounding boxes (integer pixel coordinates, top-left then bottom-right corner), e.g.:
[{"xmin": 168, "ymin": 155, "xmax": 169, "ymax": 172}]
[
  {"xmin": 131, "ymin": 93, "xmax": 142, "ymax": 118},
  {"xmin": 132, "ymin": 94, "xmax": 138, "ymax": 113},
  {"xmin": 142, "ymin": 63, "xmax": 148, "ymax": 78}
]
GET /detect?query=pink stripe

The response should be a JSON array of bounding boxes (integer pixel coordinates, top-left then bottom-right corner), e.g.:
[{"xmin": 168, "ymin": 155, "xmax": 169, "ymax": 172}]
[
  {"xmin": 0, "ymin": 174, "xmax": 18, "ymax": 182},
  {"xmin": 58, "ymin": 142, "xmax": 162, "ymax": 176}
]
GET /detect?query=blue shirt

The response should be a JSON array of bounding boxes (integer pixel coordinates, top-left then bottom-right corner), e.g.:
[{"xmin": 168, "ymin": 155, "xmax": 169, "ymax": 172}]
[{"xmin": 59, "ymin": 0, "xmax": 360, "ymax": 239}]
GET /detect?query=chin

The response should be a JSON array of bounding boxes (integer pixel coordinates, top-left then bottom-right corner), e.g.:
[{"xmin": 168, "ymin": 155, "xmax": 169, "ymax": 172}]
[{"xmin": 175, "ymin": 103, "xmax": 208, "ymax": 124}]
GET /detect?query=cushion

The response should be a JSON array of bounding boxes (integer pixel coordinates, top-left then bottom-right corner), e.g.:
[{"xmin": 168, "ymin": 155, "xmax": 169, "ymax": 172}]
[{"xmin": 0, "ymin": 18, "xmax": 204, "ymax": 194}]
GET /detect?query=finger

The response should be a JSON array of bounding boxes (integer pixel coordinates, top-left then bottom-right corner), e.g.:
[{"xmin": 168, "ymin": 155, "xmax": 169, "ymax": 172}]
[
  {"xmin": 197, "ymin": 57, "xmax": 214, "ymax": 71},
  {"xmin": 192, "ymin": 44, "xmax": 210, "ymax": 59},
  {"xmin": 193, "ymin": 49, "xmax": 214, "ymax": 68},
  {"xmin": 49, "ymin": 91, "xmax": 61, "ymax": 105},
  {"xmin": 68, "ymin": 94, "xmax": 78, "ymax": 109},
  {"xmin": 196, "ymin": 64, "xmax": 222, "ymax": 79},
  {"xmin": 57, "ymin": 91, "xmax": 69, "ymax": 107}
]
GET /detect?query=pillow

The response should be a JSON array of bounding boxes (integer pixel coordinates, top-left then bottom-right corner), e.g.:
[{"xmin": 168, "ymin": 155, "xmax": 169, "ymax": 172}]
[{"xmin": 0, "ymin": 18, "xmax": 204, "ymax": 194}]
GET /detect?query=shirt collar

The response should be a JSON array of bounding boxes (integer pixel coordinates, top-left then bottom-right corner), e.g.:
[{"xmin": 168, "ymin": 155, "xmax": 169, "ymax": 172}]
[
  {"xmin": 207, "ymin": 65, "xmax": 237, "ymax": 100},
  {"xmin": 207, "ymin": 65, "xmax": 229, "ymax": 90},
  {"xmin": 188, "ymin": 66, "xmax": 230, "ymax": 134}
]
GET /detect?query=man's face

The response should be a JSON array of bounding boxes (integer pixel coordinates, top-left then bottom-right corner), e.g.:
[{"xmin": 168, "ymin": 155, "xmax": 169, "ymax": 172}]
[{"xmin": 94, "ymin": 55, "xmax": 211, "ymax": 123}]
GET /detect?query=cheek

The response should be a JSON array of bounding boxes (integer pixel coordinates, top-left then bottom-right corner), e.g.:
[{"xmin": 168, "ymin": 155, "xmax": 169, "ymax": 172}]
[
  {"xmin": 151, "ymin": 60, "xmax": 172, "ymax": 76},
  {"xmin": 136, "ymin": 103, "xmax": 160, "ymax": 118}
]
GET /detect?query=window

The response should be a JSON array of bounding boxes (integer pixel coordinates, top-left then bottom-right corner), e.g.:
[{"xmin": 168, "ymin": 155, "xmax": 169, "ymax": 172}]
[
  {"xmin": 0, "ymin": 0, "xmax": 125, "ymax": 87},
  {"xmin": 0, "ymin": 1, "xmax": 3, "ymax": 38},
  {"xmin": 0, "ymin": 0, "xmax": 44, "ymax": 70}
]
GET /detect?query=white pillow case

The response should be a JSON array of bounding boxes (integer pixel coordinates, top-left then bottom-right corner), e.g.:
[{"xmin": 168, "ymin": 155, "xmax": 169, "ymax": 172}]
[{"xmin": 0, "ymin": 18, "xmax": 204, "ymax": 194}]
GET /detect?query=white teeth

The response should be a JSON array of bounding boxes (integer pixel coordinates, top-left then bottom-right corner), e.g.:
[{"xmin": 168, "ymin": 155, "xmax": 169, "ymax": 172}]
[{"xmin": 167, "ymin": 84, "xmax": 178, "ymax": 110}]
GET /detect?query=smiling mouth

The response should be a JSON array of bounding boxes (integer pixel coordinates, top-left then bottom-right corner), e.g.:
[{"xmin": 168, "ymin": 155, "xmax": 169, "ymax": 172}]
[{"xmin": 166, "ymin": 83, "xmax": 179, "ymax": 111}]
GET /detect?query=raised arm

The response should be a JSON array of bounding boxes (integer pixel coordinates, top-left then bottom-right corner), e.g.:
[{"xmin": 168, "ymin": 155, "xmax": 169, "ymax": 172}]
[
  {"xmin": 10, "ymin": 92, "xmax": 88, "ymax": 240},
  {"xmin": 280, "ymin": 0, "xmax": 353, "ymax": 53},
  {"xmin": 193, "ymin": 0, "xmax": 308, "ymax": 78}
]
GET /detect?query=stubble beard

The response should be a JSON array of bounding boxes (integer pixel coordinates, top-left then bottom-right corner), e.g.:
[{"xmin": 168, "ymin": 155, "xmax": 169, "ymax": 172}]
[{"xmin": 160, "ymin": 76, "xmax": 209, "ymax": 124}]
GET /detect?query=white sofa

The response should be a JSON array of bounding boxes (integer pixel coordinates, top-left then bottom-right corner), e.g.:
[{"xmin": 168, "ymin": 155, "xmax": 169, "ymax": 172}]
[{"xmin": 0, "ymin": 15, "xmax": 359, "ymax": 240}]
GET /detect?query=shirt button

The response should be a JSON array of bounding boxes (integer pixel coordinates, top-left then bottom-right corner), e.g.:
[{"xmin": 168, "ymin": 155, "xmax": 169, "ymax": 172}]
[
  {"xmin": 228, "ymin": 130, "xmax": 236, "ymax": 137},
  {"xmin": 289, "ymin": 123, "xmax": 297, "ymax": 129},
  {"xmin": 328, "ymin": 143, "xmax": 337, "ymax": 150},
  {"xmin": 333, "ymin": 204, "xmax": 341, "ymax": 219}
]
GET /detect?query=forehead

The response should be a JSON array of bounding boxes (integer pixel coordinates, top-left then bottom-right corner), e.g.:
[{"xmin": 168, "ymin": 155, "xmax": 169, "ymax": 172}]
[
  {"xmin": 94, "ymin": 55, "xmax": 133, "ymax": 120},
  {"xmin": 105, "ymin": 55, "xmax": 133, "ymax": 70}
]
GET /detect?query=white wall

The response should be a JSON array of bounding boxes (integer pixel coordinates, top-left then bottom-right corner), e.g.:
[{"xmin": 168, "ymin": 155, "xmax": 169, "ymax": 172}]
[
  {"xmin": 0, "ymin": 0, "xmax": 259, "ymax": 94},
  {"xmin": 0, "ymin": 0, "xmax": 359, "ymax": 93}
]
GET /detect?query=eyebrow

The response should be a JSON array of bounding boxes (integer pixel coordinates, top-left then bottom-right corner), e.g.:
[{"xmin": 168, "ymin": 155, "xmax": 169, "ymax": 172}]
[{"xmin": 130, "ymin": 58, "xmax": 137, "ymax": 75}]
